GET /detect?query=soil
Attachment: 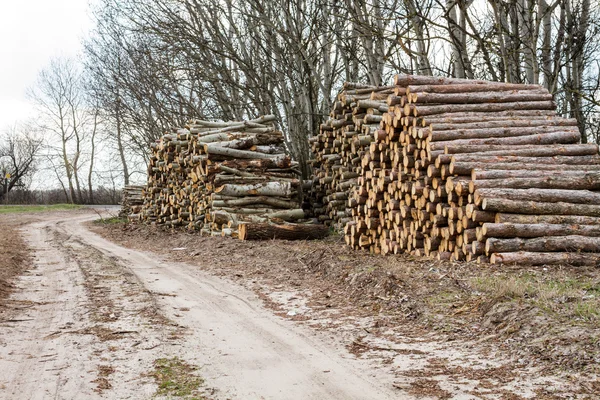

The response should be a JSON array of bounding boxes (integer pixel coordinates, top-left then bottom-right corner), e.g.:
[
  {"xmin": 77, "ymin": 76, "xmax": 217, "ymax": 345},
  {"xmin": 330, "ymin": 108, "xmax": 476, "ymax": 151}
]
[
  {"xmin": 0, "ymin": 215, "xmax": 33, "ymax": 305},
  {"xmin": 92, "ymin": 217, "xmax": 600, "ymax": 398},
  {"xmin": 0, "ymin": 209, "xmax": 598, "ymax": 399}
]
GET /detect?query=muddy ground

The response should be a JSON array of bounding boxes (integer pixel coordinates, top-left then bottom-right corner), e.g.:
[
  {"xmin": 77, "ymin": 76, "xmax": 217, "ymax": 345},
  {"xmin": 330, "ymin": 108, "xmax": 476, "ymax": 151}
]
[
  {"xmin": 0, "ymin": 209, "xmax": 599, "ymax": 399},
  {"xmin": 92, "ymin": 218, "xmax": 600, "ymax": 398},
  {"xmin": 0, "ymin": 214, "xmax": 33, "ymax": 305}
]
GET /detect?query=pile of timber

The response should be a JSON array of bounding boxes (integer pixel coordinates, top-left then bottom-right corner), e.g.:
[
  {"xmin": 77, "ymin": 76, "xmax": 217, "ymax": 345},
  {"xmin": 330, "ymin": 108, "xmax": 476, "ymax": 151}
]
[
  {"xmin": 120, "ymin": 185, "xmax": 144, "ymax": 218},
  {"xmin": 343, "ymin": 74, "xmax": 600, "ymax": 266},
  {"xmin": 138, "ymin": 115, "xmax": 312, "ymax": 237},
  {"xmin": 309, "ymin": 82, "xmax": 394, "ymax": 231}
]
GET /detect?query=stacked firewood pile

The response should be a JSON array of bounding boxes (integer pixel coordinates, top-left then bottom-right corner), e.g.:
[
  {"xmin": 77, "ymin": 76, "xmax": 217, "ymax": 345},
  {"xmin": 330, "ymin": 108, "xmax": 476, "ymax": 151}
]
[
  {"xmin": 120, "ymin": 185, "xmax": 144, "ymax": 218},
  {"xmin": 137, "ymin": 115, "xmax": 312, "ymax": 238},
  {"xmin": 342, "ymin": 74, "xmax": 600, "ymax": 265},
  {"xmin": 309, "ymin": 82, "xmax": 394, "ymax": 231}
]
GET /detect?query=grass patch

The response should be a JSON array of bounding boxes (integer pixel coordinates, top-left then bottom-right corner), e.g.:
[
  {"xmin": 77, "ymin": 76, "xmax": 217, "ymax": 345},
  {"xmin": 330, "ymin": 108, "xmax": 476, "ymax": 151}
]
[
  {"xmin": 151, "ymin": 357, "xmax": 204, "ymax": 399},
  {"xmin": 471, "ymin": 273, "xmax": 600, "ymax": 323},
  {"xmin": 94, "ymin": 216, "xmax": 128, "ymax": 225},
  {"xmin": 0, "ymin": 204, "xmax": 82, "ymax": 214}
]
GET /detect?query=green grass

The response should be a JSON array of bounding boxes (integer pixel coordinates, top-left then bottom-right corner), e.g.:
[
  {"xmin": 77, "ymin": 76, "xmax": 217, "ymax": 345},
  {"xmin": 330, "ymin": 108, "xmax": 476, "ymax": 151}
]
[
  {"xmin": 0, "ymin": 204, "xmax": 82, "ymax": 214},
  {"xmin": 471, "ymin": 273, "xmax": 600, "ymax": 323},
  {"xmin": 151, "ymin": 357, "xmax": 204, "ymax": 399},
  {"xmin": 93, "ymin": 216, "xmax": 128, "ymax": 225}
]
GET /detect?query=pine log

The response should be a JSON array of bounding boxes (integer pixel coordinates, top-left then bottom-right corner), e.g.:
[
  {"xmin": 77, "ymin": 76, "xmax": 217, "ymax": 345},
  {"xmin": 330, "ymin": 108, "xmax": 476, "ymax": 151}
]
[
  {"xmin": 429, "ymin": 130, "xmax": 579, "ymax": 151},
  {"xmin": 394, "ymin": 74, "xmax": 540, "ymax": 87},
  {"xmin": 471, "ymin": 169, "xmax": 593, "ymax": 181},
  {"xmin": 411, "ymin": 91, "xmax": 552, "ymax": 104},
  {"xmin": 406, "ymin": 83, "xmax": 547, "ymax": 94},
  {"xmin": 494, "ymin": 214, "xmax": 600, "ymax": 225},
  {"xmin": 450, "ymin": 154, "xmax": 600, "ymax": 165},
  {"xmin": 431, "ymin": 118, "xmax": 579, "ymax": 131},
  {"xmin": 215, "ymin": 182, "xmax": 292, "ymax": 197},
  {"xmin": 205, "ymin": 145, "xmax": 285, "ymax": 160},
  {"xmin": 474, "ymin": 188, "xmax": 600, "ymax": 205},
  {"xmin": 490, "ymin": 252, "xmax": 600, "ymax": 266},
  {"xmin": 444, "ymin": 143, "xmax": 598, "ymax": 156},
  {"xmin": 486, "ymin": 236, "xmax": 600, "ymax": 254},
  {"xmin": 471, "ymin": 173, "xmax": 600, "ymax": 192},
  {"xmin": 482, "ymin": 198, "xmax": 600, "ymax": 217},
  {"xmin": 239, "ymin": 223, "xmax": 330, "ymax": 240},
  {"xmin": 429, "ymin": 126, "xmax": 577, "ymax": 142},
  {"xmin": 211, "ymin": 196, "xmax": 299, "ymax": 209},
  {"xmin": 481, "ymin": 223, "xmax": 600, "ymax": 238},
  {"xmin": 450, "ymin": 162, "xmax": 600, "ymax": 175},
  {"xmin": 406, "ymin": 101, "xmax": 556, "ymax": 117},
  {"xmin": 422, "ymin": 110, "xmax": 558, "ymax": 124},
  {"xmin": 219, "ymin": 158, "xmax": 292, "ymax": 169}
]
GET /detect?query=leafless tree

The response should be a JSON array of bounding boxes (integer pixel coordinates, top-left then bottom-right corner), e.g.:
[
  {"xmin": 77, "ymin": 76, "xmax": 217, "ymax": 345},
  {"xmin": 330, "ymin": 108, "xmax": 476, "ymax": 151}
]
[{"xmin": 0, "ymin": 124, "xmax": 43, "ymax": 201}]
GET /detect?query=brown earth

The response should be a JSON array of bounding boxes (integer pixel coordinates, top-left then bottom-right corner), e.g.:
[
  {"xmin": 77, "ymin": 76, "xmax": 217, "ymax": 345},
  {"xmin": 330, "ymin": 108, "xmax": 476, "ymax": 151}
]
[
  {"xmin": 0, "ymin": 214, "xmax": 34, "ymax": 308},
  {"xmin": 1, "ymin": 210, "xmax": 598, "ymax": 398},
  {"xmin": 91, "ymin": 219, "xmax": 600, "ymax": 397}
]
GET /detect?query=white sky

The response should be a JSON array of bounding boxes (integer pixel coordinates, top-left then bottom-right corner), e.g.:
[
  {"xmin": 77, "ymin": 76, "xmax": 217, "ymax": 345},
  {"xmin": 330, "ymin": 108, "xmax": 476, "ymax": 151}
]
[{"xmin": 0, "ymin": 0, "xmax": 94, "ymax": 130}]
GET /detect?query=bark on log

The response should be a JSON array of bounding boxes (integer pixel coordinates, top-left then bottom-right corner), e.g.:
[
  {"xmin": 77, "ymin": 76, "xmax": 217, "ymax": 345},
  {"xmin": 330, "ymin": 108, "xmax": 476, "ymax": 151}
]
[
  {"xmin": 411, "ymin": 91, "xmax": 553, "ymax": 105},
  {"xmin": 430, "ymin": 126, "xmax": 578, "ymax": 142},
  {"xmin": 394, "ymin": 74, "xmax": 540, "ymax": 88},
  {"xmin": 215, "ymin": 182, "xmax": 293, "ymax": 197},
  {"xmin": 494, "ymin": 214, "xmax": 600, "ymax": 225},
  {"xmin": 239, "ymin": 223, "xmax": 330, "ymax": 240},
  {"xmin": 482, "ymin": 198, "xmax": 600, "ymax": 217},
  {"xmin": 486, "ymin": 236, "xmax": 600, "ymax": 254},
  {"xmin": 406, "ymin": 101, "xmax": 556, "ymax": 117},
  {"xmin": 481, "ymin": 223, "xmax": 600, "ymax": 238},
  {"xmin": 429, "ymin": 130, "xmax": 580, "ymax": 151},
  {"xmin": 444, "ymin": 143, "xmax": 598, "ymax": 156},
  {"xmin": 490, "ymin": 252, "xmax": 600, "ymax": 266},
  {"xmin": 450, "ymin": 162, "xmax": 600, "ymax": 175},
  {"xmin": 406, "ymin": 83, "xmax": 547, "ymax": 94},
  {"xmin": 471, "ymin": 169, "xmax": 593, "ymax": 181},
  {"xmin": 474, "ymin": 188, "xmax": 600, "ymax": 205},
  {"xmin": 471, "ymin": 173, "xmax": 600, "ymax": 192},
  {"xmin": 431, "ymin": 118, "xmax": 579, "ymax": 131}
]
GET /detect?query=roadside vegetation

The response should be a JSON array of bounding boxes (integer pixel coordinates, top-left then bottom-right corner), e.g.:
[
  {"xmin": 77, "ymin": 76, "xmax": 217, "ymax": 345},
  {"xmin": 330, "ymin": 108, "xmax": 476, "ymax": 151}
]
[
  {"xmin": 150, "ymin": 357, "xmax": 205, "ymax": 400},
  {"xmin": 0, "ymin": 204, "xmax": 82, "ymax": 214}
]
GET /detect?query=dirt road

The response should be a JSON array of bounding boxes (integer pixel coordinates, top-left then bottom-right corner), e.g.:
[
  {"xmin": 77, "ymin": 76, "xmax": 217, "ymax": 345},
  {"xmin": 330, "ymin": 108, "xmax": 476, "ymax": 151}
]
[{"xmin": 0, "ymin": 212, "xmax": 401, "ymax": 399}]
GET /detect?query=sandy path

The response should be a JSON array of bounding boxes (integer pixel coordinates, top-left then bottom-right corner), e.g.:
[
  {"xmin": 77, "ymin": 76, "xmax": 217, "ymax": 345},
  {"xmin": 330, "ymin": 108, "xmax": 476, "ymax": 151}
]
[{"xmin": 0, "ymin": 212, "xmax": 401, "ymax": 399}]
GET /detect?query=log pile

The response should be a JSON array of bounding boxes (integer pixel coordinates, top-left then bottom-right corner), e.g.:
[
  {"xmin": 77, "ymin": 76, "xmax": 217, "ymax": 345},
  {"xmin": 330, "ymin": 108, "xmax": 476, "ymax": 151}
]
[
  {"xmin": 342, "ymin": 74, "xmax": 600, "ymax": 265},
  {"xmin": 309, "ymin": 82, "xmax": 394, "ymax": 231},
  {"xmin": 120, "ymin": 185, "xmax": 144, "ymax": 218},
  {"xmin": 137, "ymin": 115, "xmax": 310, "ymax": 237}
]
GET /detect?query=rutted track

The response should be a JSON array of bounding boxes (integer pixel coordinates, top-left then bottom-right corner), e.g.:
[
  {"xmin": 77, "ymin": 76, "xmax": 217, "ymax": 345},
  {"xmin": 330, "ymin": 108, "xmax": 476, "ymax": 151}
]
[{"xmin": 0, "ymin": 212, "xmax": 400, "ymax": 399}]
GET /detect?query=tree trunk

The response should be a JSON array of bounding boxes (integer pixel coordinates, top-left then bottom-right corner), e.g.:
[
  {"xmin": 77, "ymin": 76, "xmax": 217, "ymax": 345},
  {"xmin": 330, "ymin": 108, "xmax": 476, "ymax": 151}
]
[
  {"xmin": 472, "ymin": 173, "xmax": 600, "ymax": 192},
  {"xmin": 490, "ymin": 251, "xmax": 600, "ymax": 266},
  {"xmin": 482, "ymin": 198, "xmax": 600, "ymax": 217},
  {"xmin": 474, "ymin": 188, "xmax": 600, "ymax": 205},
  {"xmin": 450, "ymin": 161, "xmax": 600, "ymax": 175},
  {"xmin": 406, "ymin": 101, "xmax": 556, "ymax": 117},
  {"xmin": 494, "ymin": 213, "xmax": 600, "ymax": 225},
  {"xmin": 486, "ymin": 235, "xmax": 600, "ymax": 254},
  {"xmin": 430, "ymin": 126, "xmax": 578, "ymax": 142},
  {"xmin": 411, "ymin": 90, "xmax": 552, "ymax": 104},
  {"xmin": 444, "ymin": 143, "xmax": 597, "ymax": 156},
  {"xmin": 239, "ymin": 223, "xmax": 329, "ymax": 240},
  {"xmin": 482, "ymin": 222, "xmax": 600, "ymax": 238},
  {"xmin": 430, "ymin": 130, "xmax": 580, "ymax": 151},
  {"xmin": 215, "ymin": 182, "xmax": 293, "ymax": 197}
]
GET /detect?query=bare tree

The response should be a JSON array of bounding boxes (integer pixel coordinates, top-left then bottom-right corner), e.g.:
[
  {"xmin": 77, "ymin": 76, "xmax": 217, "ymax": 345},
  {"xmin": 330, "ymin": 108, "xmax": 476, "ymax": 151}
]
[
  {"xmin": 29, "ymin": 57, "xmax": 98, "ymax": 204},
  {"xmin": 0, "ymin": 124, "xmax": 43, "ymax": 201}
]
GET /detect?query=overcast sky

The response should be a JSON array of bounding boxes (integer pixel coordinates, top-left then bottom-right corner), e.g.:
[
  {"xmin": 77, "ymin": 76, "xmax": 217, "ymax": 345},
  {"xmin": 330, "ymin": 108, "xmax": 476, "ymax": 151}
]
[{"xmin": 0, "ymin": 0, "xmax": 94, "ymax": 130}]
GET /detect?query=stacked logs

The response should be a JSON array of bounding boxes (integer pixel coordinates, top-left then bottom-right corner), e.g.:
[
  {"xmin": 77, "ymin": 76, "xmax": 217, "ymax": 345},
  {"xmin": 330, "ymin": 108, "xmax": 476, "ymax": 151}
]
[
  {"xmin": 309, "ymin": 82, "xmax": 394, "ymax": 231},
  {"xmin": 138, "ymin": 115, "xmax": 310, "ymax": 237},
  {"xmin": 343, "ymin": 74, "xmax": 600, "ymax": 265},
  {"xmin": 120, "ymin": 185, "xmax": 145, "ymax": 218}
]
